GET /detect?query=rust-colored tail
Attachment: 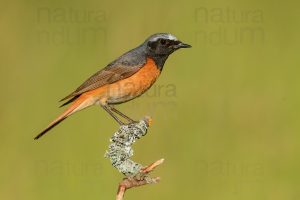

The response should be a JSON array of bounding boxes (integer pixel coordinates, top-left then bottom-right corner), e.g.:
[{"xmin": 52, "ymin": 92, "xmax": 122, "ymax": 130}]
[{"xmin": 34, "ymin": 96, "xmax": 88, "ymax": 140}]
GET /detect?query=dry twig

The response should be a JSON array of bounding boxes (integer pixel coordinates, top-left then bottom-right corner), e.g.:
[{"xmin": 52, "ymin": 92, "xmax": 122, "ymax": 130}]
[{"xmin": 116, "ymin": 159, "xmax": 164, "ymax": 200}]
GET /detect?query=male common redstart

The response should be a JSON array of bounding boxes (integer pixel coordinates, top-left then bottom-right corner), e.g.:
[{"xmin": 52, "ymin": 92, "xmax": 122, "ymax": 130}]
[{"xmin": 35, "ymin": 33, "xmax": 191, "ymax": 140}]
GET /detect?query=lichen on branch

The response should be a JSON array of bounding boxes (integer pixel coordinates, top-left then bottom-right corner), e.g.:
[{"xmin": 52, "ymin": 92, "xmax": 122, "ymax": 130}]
[
  {"xmin": 104, "ymin": 117, "xmax": 163, "ymax": 200},
  {"xmin": 105, "ymin": 117, "xmax": 149, "ymax": 176}
]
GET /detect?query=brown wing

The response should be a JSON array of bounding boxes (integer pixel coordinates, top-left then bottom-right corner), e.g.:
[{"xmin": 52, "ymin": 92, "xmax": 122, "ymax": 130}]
[{"xmin": 60, "ymin": 59, "xmax": 146, "ymax": 103}]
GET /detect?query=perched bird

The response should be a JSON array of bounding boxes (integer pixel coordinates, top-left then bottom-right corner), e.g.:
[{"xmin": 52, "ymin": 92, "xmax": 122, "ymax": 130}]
[{"xmin": 35, "ymin": 33, "xmax": 191, "ymax": 140}]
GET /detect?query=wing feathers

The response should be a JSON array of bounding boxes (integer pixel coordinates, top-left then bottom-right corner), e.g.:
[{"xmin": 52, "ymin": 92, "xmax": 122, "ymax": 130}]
[{"xmin": 60, "ymin": 58, "xmax": 145, "ymax": 102}]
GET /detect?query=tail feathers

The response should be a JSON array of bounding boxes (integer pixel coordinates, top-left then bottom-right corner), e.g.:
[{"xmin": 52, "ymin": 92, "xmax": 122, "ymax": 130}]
[
  {"xmin": 60, "ymin": 93, "xmax": 76, "ymax": 102},
  {"xmin": 34, "ymin": 116, "xmax": 67, "ymax": 140},
  {"xmin": 59, "ymin": 95, "xmax": 79, "ymax": 107},
  {"xmin": 35, "ymin": 95, "xmax": 88, "ymax": 140}
]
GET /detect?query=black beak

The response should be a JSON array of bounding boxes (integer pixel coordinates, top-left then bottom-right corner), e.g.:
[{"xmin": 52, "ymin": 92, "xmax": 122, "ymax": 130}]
[{"xmin": 175, "ymin": 41, "xmax": 192, "ymax": 49}]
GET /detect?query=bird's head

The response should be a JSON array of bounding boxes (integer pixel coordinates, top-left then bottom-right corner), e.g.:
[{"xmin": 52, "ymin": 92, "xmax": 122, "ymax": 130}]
[{"xmin": 144, "ymin": 33, "xmax": 191, "ymax": 57}]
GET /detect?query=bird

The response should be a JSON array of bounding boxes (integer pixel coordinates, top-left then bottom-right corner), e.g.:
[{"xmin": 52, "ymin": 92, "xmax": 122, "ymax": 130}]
[{"xmin": 34, "ymin": 33, "xmax": 191, "ymax": 140}]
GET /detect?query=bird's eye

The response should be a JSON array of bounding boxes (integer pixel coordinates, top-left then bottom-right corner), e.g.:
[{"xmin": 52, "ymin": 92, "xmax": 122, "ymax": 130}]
[
  {"xmin": 173, "ymin": 40, "xmax": 180, "ymax": 45},
  {"xmin": 160, "ymin": 39, "xmax": 167, "ymax": 45}
]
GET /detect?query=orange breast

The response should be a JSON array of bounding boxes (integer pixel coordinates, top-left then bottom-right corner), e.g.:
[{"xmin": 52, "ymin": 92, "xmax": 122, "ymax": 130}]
[{"xmin": 83, "ymin": 58, "xmax": 161, "ymax": 104}]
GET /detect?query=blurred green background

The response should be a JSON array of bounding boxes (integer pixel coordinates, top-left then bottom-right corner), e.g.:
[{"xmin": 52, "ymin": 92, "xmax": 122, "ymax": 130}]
[{"xmin": 1, "ymin": 0, "xmax": 300, "ymax": 199}]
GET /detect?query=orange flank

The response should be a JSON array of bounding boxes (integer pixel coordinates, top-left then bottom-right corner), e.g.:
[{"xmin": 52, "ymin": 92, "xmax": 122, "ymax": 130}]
[{"xmin": 84, "ymin": 58, "xmax": 161, "ymax": 104}]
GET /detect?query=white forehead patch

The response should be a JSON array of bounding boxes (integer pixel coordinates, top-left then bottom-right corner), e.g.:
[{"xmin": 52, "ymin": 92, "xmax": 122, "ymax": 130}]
[
  {"xmin": 150, "ymin": 33, "xmax": 178, "ymax": 42},
  {"xmin": 166, "ymin": 34, "xmax": 177, "ymax": 41}
]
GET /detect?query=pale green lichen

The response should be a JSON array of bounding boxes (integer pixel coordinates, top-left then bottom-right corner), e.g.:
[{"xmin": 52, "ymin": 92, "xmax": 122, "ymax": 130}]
[{"xmin": 105, "ymin": 118, "xmax": 149, "ymax": 177}]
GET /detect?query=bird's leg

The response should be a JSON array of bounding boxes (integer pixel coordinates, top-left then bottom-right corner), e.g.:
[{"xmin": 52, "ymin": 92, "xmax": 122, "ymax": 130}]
[
  {"xmin": 108, "ymin": 105, "xmax": 138, "ymax": 124},
  {"xmin": 101, "ymin": 104, "xmax": 125, "ymax": 125}
]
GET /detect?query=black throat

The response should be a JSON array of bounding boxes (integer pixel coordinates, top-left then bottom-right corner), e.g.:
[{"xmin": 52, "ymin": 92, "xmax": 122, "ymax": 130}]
[
  {"xmin": 147, "ymin": 54, "xmax": 169, "ymax": 71},
  {"xmin": 132, "ymin": 44, "xmax": 171, "ymax": 71}
]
